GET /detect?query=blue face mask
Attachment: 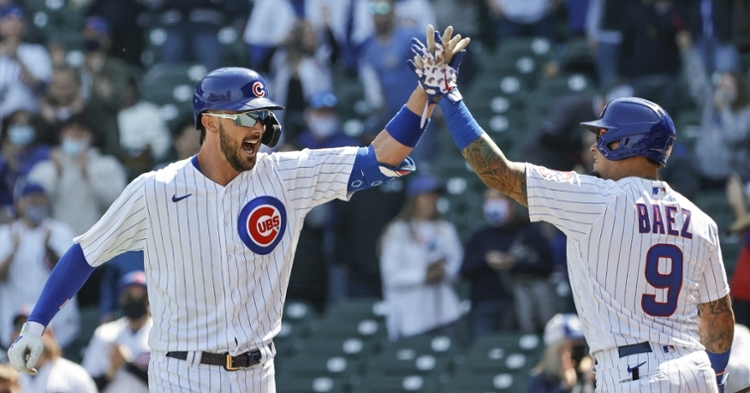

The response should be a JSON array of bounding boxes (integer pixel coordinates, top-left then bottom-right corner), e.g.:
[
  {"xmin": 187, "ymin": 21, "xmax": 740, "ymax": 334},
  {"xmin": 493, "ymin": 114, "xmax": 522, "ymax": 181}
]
[
  {"xmin": 484, "ymin": 199, "xmax": 511, "ymax": 228},
  {"xmin": 24, "ymin": 204, "xmax": 49, "ymax": 226},
  {"xmin": 8, "ymin": 125, "xmax": 36, "ymax": 146},
  {"xmin": 60, "ymin": 138, "xmax": 89, "ymax": 157}
]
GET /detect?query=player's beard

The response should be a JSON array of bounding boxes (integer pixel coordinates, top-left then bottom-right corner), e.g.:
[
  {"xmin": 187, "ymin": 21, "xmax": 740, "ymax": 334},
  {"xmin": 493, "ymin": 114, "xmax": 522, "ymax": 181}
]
[
  {"xmin": 590, "ymin": 170, "xmax": 602, "ymax": 178},
  {"xmin": 219, "ymin": 123, "xmax": 256, "ymax": 172}
]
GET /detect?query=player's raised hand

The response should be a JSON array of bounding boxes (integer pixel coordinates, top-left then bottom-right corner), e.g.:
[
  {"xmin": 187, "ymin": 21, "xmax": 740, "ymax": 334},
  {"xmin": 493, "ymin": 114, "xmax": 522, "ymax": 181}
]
[{"xmin": 407, "ymin": 24, "xmax": 469, "ymax": 104}]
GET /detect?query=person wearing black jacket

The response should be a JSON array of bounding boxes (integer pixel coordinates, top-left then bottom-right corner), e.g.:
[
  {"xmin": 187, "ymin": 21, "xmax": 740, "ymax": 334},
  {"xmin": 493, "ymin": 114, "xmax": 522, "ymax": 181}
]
[{"xmin": 462, "ymin": 188, "xmax": 556, "ymax": 339}]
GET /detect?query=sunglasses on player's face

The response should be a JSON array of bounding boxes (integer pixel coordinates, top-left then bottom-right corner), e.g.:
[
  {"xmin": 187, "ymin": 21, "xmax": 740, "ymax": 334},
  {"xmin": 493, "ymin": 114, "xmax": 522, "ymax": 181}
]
[
  {"xmin": 596, "ymin": 128, "xmax": 607, "ymax": 142},
  {"xmin": 204, "ymin": 110, "xmax": 270, "ymax": 127}
]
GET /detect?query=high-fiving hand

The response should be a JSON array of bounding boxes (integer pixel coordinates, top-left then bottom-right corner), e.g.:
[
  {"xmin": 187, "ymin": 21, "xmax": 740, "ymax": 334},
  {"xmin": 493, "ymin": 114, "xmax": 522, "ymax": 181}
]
[{"xmin": 408, "ymin": 24, "xmax": 470, "ymax": 104}]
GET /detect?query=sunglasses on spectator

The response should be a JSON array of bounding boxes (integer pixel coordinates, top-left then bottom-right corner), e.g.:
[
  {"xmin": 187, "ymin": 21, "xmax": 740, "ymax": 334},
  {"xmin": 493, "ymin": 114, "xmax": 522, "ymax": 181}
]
[
  {"xmin": 369, "ymin": 1, "xmax": 392, "ymax": 15},
  {"xmin": 203, "ymin": 110, "xmax": 270, "ymax": 127}
]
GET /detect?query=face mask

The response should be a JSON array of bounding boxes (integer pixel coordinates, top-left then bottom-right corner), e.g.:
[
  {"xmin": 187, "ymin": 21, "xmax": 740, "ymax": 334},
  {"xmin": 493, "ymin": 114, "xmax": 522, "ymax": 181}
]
[
  {"xmin": 84, "ymin": 39, "xmax": 102, "ymax": 52},
  {"xmin": 484, "ymin": 198, "xmax": 511, "ymax": 227},
  {"xmin": 60, "ymin": 138, "xmax": 89, "ymax": 157},
  {"xmin": 25, "ymin": 204, "xmax": 49, "ymax": 226},
  {"xmin": 7, "ymin": 125, "xmax": 36, "ymax": 146},
  {"xmin": 308, "ymin": 114, "xmax": 339, "ymax": 139},
  {"xmin": 122, "ymin": 298, "xmax": 148, "ymax": 320}
]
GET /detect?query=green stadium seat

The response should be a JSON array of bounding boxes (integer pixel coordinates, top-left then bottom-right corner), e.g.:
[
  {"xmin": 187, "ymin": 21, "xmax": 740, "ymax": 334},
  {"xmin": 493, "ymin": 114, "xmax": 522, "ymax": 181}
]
[
  {"xmin": 307, "ymin": 317, "xmax": 387, "ymax": 342},
  {"xmin": 351, "ymin": 375, "xmax": 439, "ymax": 393},
  {"xmin": 276, "ymin": 376, "xmax": 347, "ymax": 393},
  {"xmin": 292, "ymin": 336, "xmax": 380, "ymax": 360},
  {"xmin": 366, "ymin": 335, "xmax": 461, "ymax": 378},
  {"xmin": 277, "ymin": 353, "xmax": 362, "ymax": 382},
  {"xmin": 284, "ymin": 299, "xmax": 319, "ymax": 326},
  {"xmin": 140, "ymin": 63, "xmax": 208, "ymax": 124},
  {"xmin": 459, "ymin": 333, "xmax": 543, "ymax": 375},
  {"xmin": 325, "ymin": 297, "xmax": 387, "ymax": 322},
  {"xmin": 536, "ymin": 73, "xmax": 596, "ymax": 98},
  {"xmin": 439, "ymin": 371, "xmax": 528, "ymax": 393}
]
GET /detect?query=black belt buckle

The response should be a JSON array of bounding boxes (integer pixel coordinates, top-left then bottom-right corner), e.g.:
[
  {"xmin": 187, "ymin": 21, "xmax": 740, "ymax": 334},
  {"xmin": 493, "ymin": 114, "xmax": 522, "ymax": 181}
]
[{"xmin": 225, "ymin": 353, "xmax": 241, "ymax": 371}]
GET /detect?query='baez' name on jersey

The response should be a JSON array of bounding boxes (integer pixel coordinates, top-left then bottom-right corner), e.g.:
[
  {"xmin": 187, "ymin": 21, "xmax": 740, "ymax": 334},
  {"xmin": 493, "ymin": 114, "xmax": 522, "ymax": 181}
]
[{"xmin": 636, "ymin": 203, "xmax": 692, "ymax": 239}]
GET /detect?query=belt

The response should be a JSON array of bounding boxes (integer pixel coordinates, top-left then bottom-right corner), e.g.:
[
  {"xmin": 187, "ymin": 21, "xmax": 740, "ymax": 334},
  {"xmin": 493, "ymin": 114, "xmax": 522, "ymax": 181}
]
[
  {"xmin": 617, "ymin": 342, "xmax": 652, "ymax": 358},
  {"xmin": 166, "ymin": 349, "xmax": 263, "ymax": 371}
]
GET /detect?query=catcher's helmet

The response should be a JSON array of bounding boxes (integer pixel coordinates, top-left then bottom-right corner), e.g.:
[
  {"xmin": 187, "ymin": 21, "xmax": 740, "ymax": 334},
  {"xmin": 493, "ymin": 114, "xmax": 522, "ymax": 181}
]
[
  {"xmin": 580, "ymin": 97, "xmax": 676, "ymax": 167},
  {"xmin": 193, "ymin": 67, "xmax": 284, "ymax": 147}
]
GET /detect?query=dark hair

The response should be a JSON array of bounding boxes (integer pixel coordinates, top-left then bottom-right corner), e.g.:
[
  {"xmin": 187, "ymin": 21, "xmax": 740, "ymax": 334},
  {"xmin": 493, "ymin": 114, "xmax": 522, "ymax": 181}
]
[
  {"xmin": 59, "ymin": 113, "xmax": 103, "ymax": 148},
  {"xmin": 728, "ymin": 71, "xmax": 750, "ymax": 112}
]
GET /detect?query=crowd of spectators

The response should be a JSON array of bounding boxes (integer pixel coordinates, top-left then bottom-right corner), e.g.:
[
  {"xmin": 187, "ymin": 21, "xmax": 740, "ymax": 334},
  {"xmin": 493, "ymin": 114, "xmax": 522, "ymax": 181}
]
[{"xmin": 1, "ymin": 0, "xmax": 750, "ymax": 391}]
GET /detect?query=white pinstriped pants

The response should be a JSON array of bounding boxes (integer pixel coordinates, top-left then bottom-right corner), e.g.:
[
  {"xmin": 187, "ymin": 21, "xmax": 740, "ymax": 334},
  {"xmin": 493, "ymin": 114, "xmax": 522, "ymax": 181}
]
[
  {"xmin": 592, "ymin": 345, "xmax": 718, "ymax": 393},
  {"xmin": 148, "ymin": 348, "xmax": 276, "ymax": 393}
]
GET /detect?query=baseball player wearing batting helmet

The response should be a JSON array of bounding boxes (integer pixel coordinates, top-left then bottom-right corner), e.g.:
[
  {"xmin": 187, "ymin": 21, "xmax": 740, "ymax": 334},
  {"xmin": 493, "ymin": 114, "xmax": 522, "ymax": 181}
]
[
  {"xmin": 8, "ymin": 66, "xmax": 439, "ymax": 392},
  {"xmin": 409, "ymin": 26, "xmax": 735, "ymax": 392}
]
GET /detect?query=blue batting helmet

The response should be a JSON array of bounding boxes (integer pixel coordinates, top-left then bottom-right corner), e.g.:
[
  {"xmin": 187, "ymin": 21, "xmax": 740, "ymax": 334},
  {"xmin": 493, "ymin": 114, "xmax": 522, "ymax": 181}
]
[
  {"xmin": 193, "ymin": 67, "xmax": 284, "ymax": 147},
  {"xmin": 580, "ymin": 97, "xmax": 676, "ymax": 167}
]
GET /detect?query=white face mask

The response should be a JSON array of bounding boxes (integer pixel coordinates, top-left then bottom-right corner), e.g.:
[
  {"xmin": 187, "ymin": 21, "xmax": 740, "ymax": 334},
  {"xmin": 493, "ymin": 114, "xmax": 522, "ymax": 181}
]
[
  {"xmin": 7, "ymin": 125, "xmax": 36, "ymax": 146},
  {"xmin": 483, "ymin": 198, "xmax": 511, "ymax": 227},
  {"xmin": 307, "ymin": 114, "xmax": 339, "ymax": 139},
  {"xmin": 60, "ymin": 138, "xmax": 89, "ymax": 157}
]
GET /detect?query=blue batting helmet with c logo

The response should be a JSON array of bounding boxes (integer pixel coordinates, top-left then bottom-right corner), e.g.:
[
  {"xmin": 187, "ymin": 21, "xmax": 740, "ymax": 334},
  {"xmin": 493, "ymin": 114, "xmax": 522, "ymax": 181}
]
[
  {"xmin": 580, "ymin": 97, "xmax": 676, "ymax": 167},
  {"xmin": 193, "ymin": 67, "xmax": 284, "ymax": 147}
]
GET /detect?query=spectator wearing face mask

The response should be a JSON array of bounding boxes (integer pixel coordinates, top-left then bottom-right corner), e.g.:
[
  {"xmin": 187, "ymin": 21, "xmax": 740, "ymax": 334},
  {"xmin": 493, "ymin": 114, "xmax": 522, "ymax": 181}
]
[
  {"xmin": 0, "ymin": 182, "xmax": 79, "ymax": 356},
  {"xmin": 678, "ymin": 30, "xmax": 750, "ymax": 189},
  {"xmin": 82, "ymin": 271, "xmax": 151, "ymax": 393},
  {"xmin": 78, "ymin": 16, "xmax": 130, "ymax": 158},
  {"xmin": 462, "ymin": 188, "xmax": 556, "ymax": 337},
  {"xmin": 27, "ymin": 114, "xmax": 126, "ymax": 236},
  {"xmin": 0, "ymin": 110, "xmax": 51, "ymax": 219}
]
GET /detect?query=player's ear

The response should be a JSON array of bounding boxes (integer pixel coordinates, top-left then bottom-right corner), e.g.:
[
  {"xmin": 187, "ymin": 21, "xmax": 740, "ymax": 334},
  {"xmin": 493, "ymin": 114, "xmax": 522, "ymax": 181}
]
[{"xmin": 201, "ymin": 115, "xmax": 219, "ymax": 134}]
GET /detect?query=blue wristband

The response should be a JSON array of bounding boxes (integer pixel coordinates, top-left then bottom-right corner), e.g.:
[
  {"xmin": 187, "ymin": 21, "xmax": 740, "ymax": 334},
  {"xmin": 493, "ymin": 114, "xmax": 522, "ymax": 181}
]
[
  {"xmin": 385, "ymin": 105, "xmax": 429, "ymax": 148},
  {"xmin": 438, "ymin": 97, "xmax": 485, "ymax": 150},
  {"xmin": 706, "ymin": 349, "xmax": 731, "ymax": 375}
]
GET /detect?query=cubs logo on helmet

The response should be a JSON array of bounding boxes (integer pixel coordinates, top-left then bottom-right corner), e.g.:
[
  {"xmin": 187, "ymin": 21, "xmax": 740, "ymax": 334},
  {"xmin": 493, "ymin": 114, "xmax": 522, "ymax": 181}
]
[
  {"xmin": 252, "ymin": 81, "xmax": 265, "ymax": 97},
  {"xmin": 238, "ymin": 196, "xmax": 287, "ymax": 255}
]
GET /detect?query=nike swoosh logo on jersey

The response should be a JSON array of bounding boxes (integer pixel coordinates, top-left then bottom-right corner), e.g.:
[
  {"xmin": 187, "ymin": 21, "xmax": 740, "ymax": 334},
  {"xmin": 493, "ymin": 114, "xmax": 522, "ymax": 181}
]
[
  {"xmin": 172, "ymin": 193, "xmax": 192, "ymax": 202},
  {"xmin": 627, "ymin": 361, "xmax": 647, "ymax": 373}
]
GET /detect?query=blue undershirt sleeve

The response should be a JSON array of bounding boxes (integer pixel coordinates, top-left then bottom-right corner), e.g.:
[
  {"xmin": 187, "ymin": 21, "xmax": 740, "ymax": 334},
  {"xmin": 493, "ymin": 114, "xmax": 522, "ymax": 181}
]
[{"xmin": 27, "ymin": 243, "xmax": 95, "ymax": 327}]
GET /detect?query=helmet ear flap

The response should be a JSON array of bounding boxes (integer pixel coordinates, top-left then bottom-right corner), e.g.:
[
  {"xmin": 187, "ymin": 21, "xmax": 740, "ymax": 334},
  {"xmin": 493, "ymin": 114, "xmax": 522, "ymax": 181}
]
[{"xmin": 262, "ymin": 112, "xmax": 282, "ymax": 148}]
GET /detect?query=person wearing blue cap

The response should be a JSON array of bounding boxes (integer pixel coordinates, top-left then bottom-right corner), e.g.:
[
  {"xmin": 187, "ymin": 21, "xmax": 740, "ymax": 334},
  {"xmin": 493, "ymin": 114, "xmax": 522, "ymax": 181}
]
[
  {"xmin": 0, "ymin": 2, "xmax": 53, "ymax": 118},
  {"xmin": 0, "ymin": 180, "xmax": 79, "ymax": 356},
  {"xmin": 81, "ymin": 270, "xmax": 150, "ymax": 393},
  {"xmin": 379, "ymin": 174, "xmax": 464, "ymax": 340}
]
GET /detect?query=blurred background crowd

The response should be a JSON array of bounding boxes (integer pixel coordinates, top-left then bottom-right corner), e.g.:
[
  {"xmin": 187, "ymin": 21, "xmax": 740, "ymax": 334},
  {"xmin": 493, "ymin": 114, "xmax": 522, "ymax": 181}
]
[{"xmin": 1, "ymin": 0, "xmax": 750, "ymax": 392}]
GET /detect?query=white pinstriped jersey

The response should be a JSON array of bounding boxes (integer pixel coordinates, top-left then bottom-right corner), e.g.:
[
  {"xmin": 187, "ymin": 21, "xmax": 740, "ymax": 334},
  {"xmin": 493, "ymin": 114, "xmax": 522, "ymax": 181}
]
[
  {"xmin": 74, "ymin": 147, "xmax": 358, "ymax": 354},
  {"xmin": 525, "ymin": 164, "xmax": 730, "ymax": 354}
]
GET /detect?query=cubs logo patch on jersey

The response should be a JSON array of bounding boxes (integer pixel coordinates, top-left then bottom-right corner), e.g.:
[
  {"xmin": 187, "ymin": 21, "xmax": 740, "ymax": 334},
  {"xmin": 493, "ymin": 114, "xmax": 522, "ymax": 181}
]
[{"xmin": 238, "ymin": 196, "xmax": 287, "ymax": 255}]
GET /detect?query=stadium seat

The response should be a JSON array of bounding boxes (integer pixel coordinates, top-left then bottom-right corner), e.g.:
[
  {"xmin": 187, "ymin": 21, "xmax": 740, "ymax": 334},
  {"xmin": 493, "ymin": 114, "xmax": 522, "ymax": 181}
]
[
  {"xmin": 292, "ymin": 336, "xmax": 380, "ymax": 360},
  {"xmin": 459, "ymin": 333, "xmax": 543, "ymax": 375},
  {"xmin": 366, "ymin": 335, "xmax": 460, "ymax": 377},
  {"xmin": 439, "ymin": 371, "xmax": 528, "ymax": 393},
  {"xmin": 277, "ymin": 353, "xmax": 362, "ymax": 382},
  {"xmin": 350, "ymin": 374, "xmax": 439, "ymax": 393},
  {"xmin": 536, "ymin": 73, "xmax": 596, "ymax": 98},
  {"xmin": 140, "ymin": 63, "xmax": 208, "ymax": 124},
  {"xmin": 324, "ymin": 297, "xmax": 387, "ymax": 322},
  {"xmin": 276, "ymin": 376, "xmax": 347, "ymax": 393}
]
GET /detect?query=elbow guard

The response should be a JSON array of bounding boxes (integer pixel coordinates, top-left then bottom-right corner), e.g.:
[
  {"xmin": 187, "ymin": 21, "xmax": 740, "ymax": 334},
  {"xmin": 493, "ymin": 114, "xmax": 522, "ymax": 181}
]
[{"xmin": 347, "ymin": 145, "xmax": 416, "ymax": 193}]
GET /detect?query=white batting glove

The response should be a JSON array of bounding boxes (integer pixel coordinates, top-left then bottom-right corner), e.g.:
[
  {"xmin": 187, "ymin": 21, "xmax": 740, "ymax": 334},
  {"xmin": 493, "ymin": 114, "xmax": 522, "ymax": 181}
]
[{"xmin": 7, "ymin": 321, "xmax": 45, "ymax": 375}]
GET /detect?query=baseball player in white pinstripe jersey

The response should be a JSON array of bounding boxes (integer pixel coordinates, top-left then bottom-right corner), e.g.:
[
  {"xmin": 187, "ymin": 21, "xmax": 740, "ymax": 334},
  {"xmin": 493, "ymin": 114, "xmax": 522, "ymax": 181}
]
[
  {"xmin": 407, "ymin": 26, "xmax": 736, "ymax": 392},
  {"xmin": 7, "ymin": 66, "xmax": 442, "ymax": 392}
]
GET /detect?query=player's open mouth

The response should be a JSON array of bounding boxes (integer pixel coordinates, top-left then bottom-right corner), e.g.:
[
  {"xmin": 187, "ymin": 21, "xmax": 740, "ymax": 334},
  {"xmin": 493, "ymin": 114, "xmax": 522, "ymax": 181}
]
[{"xmin": 242, "ymin": 139, "xmax": 260, "ymax": 156}]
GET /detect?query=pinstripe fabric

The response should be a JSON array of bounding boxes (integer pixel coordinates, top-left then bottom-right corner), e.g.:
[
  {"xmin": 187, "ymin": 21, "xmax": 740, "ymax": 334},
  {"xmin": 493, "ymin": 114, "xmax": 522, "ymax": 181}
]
[
  {"xmin": 74, "ymin": 147, "xmax": 356, "ymax": 391},
  {"xmin": 525, "ymin": 164, "xmax": 729, "ymax": 392}
]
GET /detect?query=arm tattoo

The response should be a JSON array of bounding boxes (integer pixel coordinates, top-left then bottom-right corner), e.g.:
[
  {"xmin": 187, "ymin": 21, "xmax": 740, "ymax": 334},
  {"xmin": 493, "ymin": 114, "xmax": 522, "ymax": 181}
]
[
  {"xmin": 697, "ymin": 295, "xmax": 735, "ymax": 353},
  {"xmin": 461, "ymin": 134, "xmax": 528, "ymax": 206}
]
